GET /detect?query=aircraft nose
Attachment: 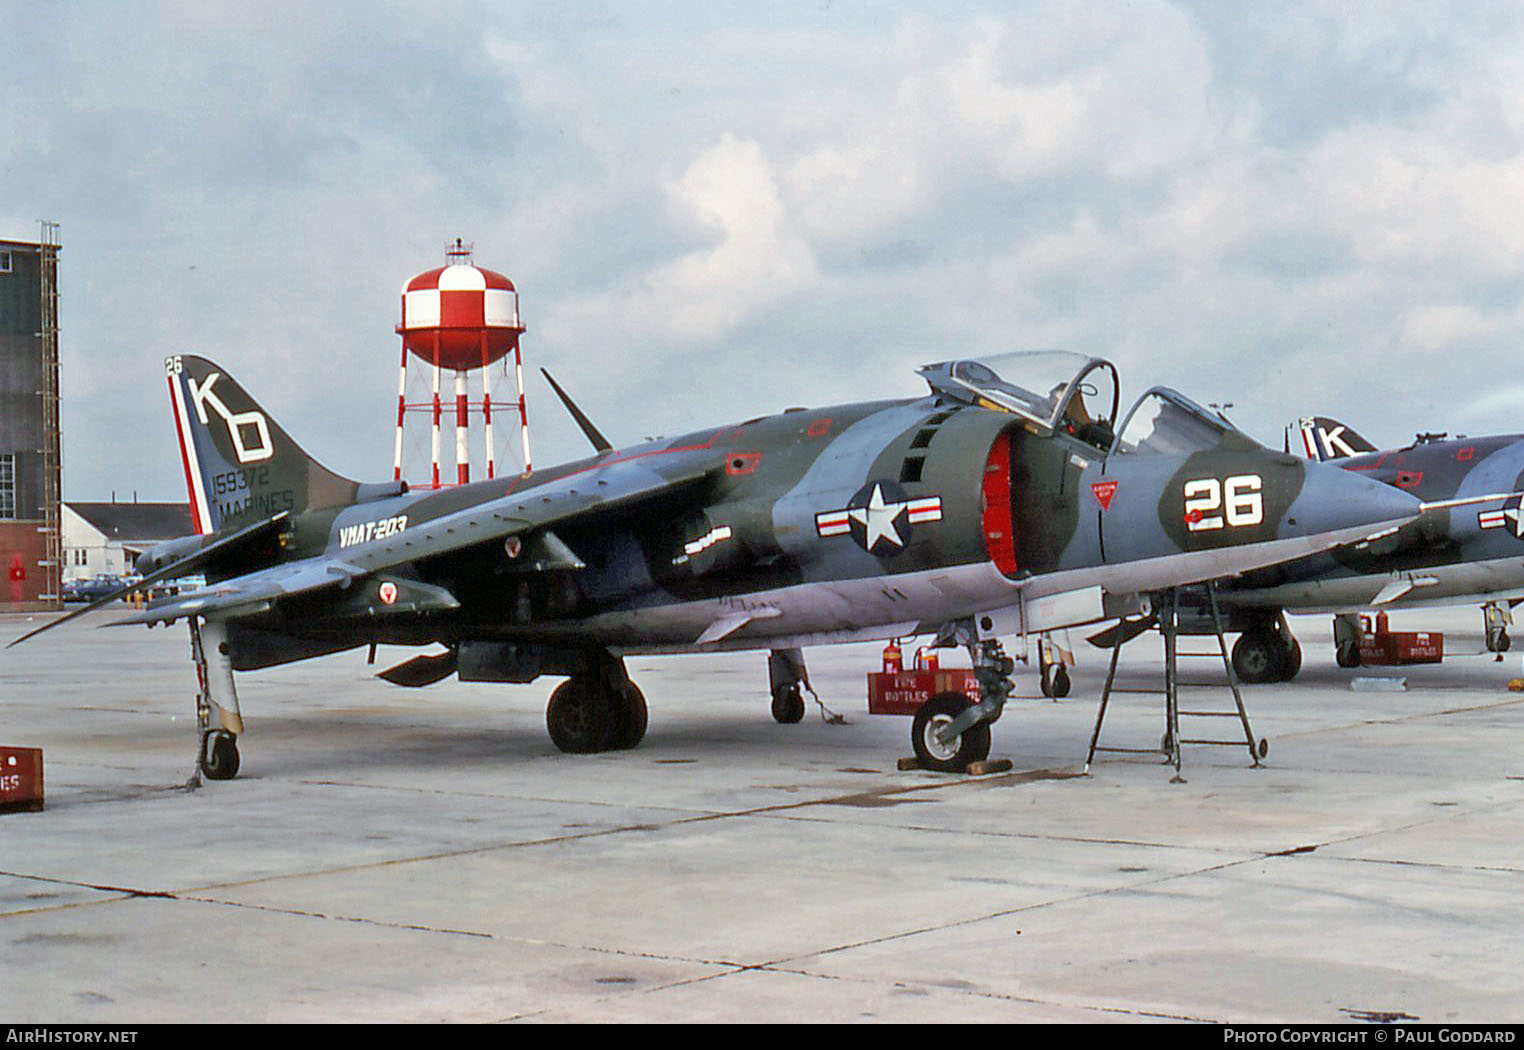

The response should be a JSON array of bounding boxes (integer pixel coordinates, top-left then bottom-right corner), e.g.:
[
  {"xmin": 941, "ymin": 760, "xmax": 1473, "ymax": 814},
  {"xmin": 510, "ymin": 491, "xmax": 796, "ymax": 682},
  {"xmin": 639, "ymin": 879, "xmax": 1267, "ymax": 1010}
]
[{"xmin": 1285, "ymin": 459, "xmax": 1421, "ymax": 543}]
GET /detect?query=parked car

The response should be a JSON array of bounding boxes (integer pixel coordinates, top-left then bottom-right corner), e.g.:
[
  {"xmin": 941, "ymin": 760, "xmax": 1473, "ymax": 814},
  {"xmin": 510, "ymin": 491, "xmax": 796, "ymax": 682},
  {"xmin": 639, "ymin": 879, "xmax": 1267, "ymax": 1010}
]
[
  {"xmin": 121, "ymin": 571, "xmax": 205, "ymax": 600},
  {"xmin": 61, "ymin": 574, "xmax": 126, "ymax": 603}
]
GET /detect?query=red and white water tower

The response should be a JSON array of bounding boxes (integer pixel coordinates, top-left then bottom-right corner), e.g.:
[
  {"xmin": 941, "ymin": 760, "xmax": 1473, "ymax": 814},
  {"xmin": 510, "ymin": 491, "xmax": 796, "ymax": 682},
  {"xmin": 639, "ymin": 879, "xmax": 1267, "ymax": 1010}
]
[{"xmin": 394, "ymin": 239, "xmax": 532, "ymax": 487}]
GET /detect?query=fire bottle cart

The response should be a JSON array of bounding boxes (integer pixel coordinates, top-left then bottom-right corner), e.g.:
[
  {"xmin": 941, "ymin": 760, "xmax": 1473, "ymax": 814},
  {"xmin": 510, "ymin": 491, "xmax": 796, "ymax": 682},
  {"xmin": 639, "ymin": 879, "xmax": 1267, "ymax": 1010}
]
[
  {"xmin": 866, "ymin": 641, "xmax": 1010, "ymax": 773},
  {"xmin": 866, "ymin": 662, "xmax": 980, "ymax": 714},
  {"xmin": 1357, "ymin": 612, "xmax": 1443, "ymax": 666},
  {"xmin": 865, "ymin": 641, "xmax": 975, "ymax": 714}
]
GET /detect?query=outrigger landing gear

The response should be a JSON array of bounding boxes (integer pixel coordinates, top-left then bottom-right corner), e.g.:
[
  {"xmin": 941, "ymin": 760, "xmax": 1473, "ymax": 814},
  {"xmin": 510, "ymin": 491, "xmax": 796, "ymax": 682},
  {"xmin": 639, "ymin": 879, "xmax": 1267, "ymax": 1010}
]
[
  {"xmin": 1333, "ymin": 613, "xmax": 1363, "ymax": 668},
  {"xmin": 768, "ymin": 648, "xmax": 808, "ymax": 724},
  {"xmin": 1038, "ymin": 634, "xmax": 1072, "ymax": 699},
  {"xmin": 909, "ymin": 628, "xmax": 1015, "ymax": 772},
  {"xmin": 766, "ymin": 648, "xmax": 844, "ymax": 725},
  {"xmin": 1484, "ymin": 602, "xmax": 1512, "ymax": 658},
  {"xmin": 189, "ymin": 617, "xmax": 244, "ymax": 783},
  {"xmin": 545, "ymin": 650, "xmax": 647, "ymax": 753}
]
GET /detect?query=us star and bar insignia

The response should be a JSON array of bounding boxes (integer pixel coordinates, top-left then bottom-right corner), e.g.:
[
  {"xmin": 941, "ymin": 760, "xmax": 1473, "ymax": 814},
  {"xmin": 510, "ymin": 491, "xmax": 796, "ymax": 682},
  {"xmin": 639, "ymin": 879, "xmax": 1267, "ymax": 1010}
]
[
  {"xmin": 816, "ymin": 480, "xmax": 942, "ymax": 556},
  {"xmin": 1478, "ymin": 495, "xmax": 1524, "ymax": 539}
]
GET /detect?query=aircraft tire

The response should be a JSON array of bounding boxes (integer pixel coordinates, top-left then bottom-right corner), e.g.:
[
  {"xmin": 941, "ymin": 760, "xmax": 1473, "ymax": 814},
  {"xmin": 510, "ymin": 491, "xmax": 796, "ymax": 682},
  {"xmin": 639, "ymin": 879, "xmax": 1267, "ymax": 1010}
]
[
  {"xmin": 1231, "ymin": 631, "xmax": 1284, "ymax": 685},
  {"xmin": 200, "ymin": 730, "xmax": 240, "ymax": 781},
  {"xmin": 1040, "ymin": 663, "xmax": 1071, "ymax": 699},
  {"xmin": 547, "ymin": 677, "xmax": 617, "ymax": 753},
  {"xmin": 771, "ymin": 683, "xmax": 806, "ymax": 724},
  {"xmin": 612, "ymin": 682, "xmax": 648, "ymax": 750},
  {"xmin": 1277, "ymin": 637, "xmax": 1302, "ymax": 682},
  {"xmin": 910, "ymin": 692, "xmax": 992, "ymax": 773}
]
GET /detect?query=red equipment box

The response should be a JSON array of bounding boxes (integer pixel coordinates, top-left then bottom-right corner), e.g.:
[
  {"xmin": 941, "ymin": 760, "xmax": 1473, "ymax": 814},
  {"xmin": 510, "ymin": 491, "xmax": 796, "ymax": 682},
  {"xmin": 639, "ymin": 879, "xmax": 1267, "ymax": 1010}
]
[
  {"xmin": 1358, "ymin": 612, "xmax": 1443, "ymax": 666},
  {"xmin": 0, "ymin": 747, "xmax": 43, "ymax": 813},
  {"xmin": 867, "ymin": 668, "xmax": 980, "ymax": 716}
]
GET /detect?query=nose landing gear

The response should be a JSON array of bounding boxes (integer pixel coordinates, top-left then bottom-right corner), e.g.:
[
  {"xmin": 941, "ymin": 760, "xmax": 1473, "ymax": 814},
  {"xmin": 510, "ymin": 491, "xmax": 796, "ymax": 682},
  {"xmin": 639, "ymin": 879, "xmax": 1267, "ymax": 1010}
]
[
  {"xmin": 910, "ymin": 692, "xmax": 992, "ymax": 772},
  {"xmin": 908, "ymin": 633, "xmax": 1014, "ymax": 772}
]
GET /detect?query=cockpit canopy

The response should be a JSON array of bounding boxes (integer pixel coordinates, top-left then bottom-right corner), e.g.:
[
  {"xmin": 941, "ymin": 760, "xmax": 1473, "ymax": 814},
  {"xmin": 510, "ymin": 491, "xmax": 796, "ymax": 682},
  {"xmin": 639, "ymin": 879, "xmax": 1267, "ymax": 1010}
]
[
  {"xmin": 918, "ymin": 351, "xmax": 1120, "ymax": 451},
  {"xmin": 1113, "ymin": 387, "xmax": 1262, "ymax": 456},
  {"xmin": 919, "ymin": 351, "xmax": 1260, "ymax": 456}
]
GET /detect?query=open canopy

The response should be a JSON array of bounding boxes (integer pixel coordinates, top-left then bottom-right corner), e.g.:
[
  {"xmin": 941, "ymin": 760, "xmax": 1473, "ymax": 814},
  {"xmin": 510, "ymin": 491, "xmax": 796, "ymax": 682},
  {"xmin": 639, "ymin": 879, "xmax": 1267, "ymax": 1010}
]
[
  {"xmin": 919, "ymin": 351, "xmax": 1260, "ymax": 456},
  {"xmin": 918, "ymin": 351, "xmax": 1120, "ymax": 449}
]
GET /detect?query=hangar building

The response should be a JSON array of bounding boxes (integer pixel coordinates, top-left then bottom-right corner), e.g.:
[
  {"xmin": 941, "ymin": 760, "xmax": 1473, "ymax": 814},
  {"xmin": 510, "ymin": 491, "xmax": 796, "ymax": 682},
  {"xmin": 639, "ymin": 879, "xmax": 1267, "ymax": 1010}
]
[{"xmin": 0, "ymin": 225, "xmax": 62, "ymax": 609}]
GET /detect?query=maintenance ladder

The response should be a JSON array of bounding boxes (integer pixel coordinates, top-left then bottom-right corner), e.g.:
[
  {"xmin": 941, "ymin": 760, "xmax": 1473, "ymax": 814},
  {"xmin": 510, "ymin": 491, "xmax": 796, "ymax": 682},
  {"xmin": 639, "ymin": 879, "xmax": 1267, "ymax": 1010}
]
[{"xmin": 1084, "ymin": 584, "xmax": 1267, "ymax": 783}]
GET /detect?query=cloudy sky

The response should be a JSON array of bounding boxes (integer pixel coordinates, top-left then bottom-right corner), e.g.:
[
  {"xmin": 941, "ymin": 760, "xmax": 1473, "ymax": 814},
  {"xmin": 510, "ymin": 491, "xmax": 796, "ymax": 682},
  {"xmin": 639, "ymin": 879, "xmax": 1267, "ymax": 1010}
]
[{"xmin": 5, "ymin": 1, "xmax": 1524, "ymax": 500}]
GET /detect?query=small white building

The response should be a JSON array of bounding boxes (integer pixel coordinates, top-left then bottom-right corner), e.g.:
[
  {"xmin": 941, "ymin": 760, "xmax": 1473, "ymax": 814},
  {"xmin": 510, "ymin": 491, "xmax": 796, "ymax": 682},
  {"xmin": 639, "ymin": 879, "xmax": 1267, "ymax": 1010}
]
[{"xmin": 62, "ymin": 501, "xmax": 192, "ymax": 580}]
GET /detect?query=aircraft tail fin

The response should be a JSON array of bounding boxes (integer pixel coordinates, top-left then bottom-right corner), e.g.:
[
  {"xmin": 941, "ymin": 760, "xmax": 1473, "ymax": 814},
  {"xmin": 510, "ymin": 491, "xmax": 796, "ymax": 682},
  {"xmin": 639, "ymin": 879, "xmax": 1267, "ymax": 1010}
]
[
  {"xmin": 165, "ymin": 354, "xmax": 390, "ymax": 535},
  {"xmin": 1286, "ymin": 416, "xmax": 1377, "ymax": 462}
]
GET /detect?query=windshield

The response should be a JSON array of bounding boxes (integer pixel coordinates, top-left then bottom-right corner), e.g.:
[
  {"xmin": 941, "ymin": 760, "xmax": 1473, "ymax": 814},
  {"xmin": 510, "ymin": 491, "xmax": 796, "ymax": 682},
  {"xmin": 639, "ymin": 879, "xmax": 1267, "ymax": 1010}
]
[
  {"xmin": 919, "ymin": 351, "xmax": 1119, "ymax": 448},
  {"xmin": 1113, "ymin": 387, "xmax": 1259, "ymax": 455}
]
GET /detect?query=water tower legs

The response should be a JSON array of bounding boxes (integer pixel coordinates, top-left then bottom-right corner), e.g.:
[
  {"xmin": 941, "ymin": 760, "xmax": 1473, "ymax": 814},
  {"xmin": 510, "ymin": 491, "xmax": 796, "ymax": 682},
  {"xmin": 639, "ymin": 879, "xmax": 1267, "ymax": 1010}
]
[
  {"xmin": 393, "ymin": 343, "xmax": 408, "ymax": 483},
  {"xmin": 454, "ymin": 371, "xmax": 470, "ymax": 485}
]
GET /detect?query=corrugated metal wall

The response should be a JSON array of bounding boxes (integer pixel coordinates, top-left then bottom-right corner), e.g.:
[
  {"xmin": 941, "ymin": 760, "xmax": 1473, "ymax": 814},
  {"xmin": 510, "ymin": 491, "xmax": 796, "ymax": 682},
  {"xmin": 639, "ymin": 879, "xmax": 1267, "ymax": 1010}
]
[
  {"xmin": 0, "ymin": 234, "xmax": 61, "ymax": 607},
  {"xmin": 0, "ymin": 240, "xmax": 45, "ymax": 523}
]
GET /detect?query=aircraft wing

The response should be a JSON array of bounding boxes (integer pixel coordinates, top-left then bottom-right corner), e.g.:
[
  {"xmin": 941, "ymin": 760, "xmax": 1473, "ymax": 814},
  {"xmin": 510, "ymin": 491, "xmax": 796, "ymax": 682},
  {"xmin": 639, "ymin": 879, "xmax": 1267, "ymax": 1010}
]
[
  {"xmin": 128, "ymin": 454, "xmax": 719, "ymax": 626},
  {"xmin": 7, "ymin": 513, "xmax": 291, "ymax": 647},
  {"xmin": 121, "ymin": 555, "xmax": 369, "ymax": 623}
]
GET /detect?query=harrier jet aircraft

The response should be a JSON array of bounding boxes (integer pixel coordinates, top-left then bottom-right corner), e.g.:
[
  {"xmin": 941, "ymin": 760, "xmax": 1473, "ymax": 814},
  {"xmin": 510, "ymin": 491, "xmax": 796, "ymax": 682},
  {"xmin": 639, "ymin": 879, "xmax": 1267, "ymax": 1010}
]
[
  {"xmin": 13, "ymin": 352, "xmax": 1423, "ymax": 777},
  {"xmin": 1190, "ymin": 416, "xmax": 1524, "ymax": 680}
]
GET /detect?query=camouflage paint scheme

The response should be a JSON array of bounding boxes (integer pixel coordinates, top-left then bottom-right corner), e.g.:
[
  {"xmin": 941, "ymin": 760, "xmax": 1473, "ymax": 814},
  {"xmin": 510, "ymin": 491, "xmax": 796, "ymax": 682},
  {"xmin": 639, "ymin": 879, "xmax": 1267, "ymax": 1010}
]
[
  {"xmin": 1208, "ymin": 419, "xmax": 1524, "ymax": 678},
  {"xmin": 15, "ymin": 352, "xmax": 1422, "ymax": 772}
]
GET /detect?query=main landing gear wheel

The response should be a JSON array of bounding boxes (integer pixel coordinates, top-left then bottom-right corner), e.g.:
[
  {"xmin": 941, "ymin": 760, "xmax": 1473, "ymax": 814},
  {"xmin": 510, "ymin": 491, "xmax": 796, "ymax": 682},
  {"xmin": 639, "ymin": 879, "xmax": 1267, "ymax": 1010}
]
[
  {"xmin": 910, "ymin": 692, "xmax": 992, "ymax": 773},
  {"xmin": 770, "ymin": 682, "xmax": 806, "ymax": 724},
  {"xmin": 547, "ymin": 678, "xmax": 609, "ymax": 753},
  {"xmin": 1232, "ymin": 629, "xmax": 1300, "ymax": 684},
  {"xmin": 547, "ymin": 676, "xmax": 647, "ymax": 753},
  {"xmin": 1231, "ymin": 631, "xmax": 1280, "ymax": 683},
  {"xmin": 1279, "ymin": 636, "xmax": 1302, "ymax": 680},
  {"xmin": 199, "ymin": 730, "xmax": 240, "ymax": 781},
  {"xmin": 613, "ymin": 682, "xmax": 647, "ymax": 750}
]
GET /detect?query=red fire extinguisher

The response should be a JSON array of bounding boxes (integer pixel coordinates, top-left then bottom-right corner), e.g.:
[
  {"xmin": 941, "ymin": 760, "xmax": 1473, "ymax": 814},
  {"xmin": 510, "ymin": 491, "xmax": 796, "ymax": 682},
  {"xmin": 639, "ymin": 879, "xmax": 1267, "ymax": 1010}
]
[
  {"xmin": 882, "ymin": 640, "xmax": 902, "ymax": 674},
  {"xmin": 8, "ymin": 553, "xmax": 25, "ymax": 606}
]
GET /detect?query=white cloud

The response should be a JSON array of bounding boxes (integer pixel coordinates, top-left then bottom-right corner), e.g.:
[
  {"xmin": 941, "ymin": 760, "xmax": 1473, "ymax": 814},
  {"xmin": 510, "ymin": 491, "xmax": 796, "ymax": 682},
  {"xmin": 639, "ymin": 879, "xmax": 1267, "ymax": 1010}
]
[
  {"xmin": 12, "ymin": 3, "xmax": 1524, "ymax": 493},
  {"xmin": 651, "ymin": 135, "xmax": 818, "ymax": 342},
  {"xmin": 546, "ymin": 133, "xmax": 819, "ymax": 396},
  {"xmin": 1463, "ymin": 382, "xmax": 1524, "ymax": 420}
]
